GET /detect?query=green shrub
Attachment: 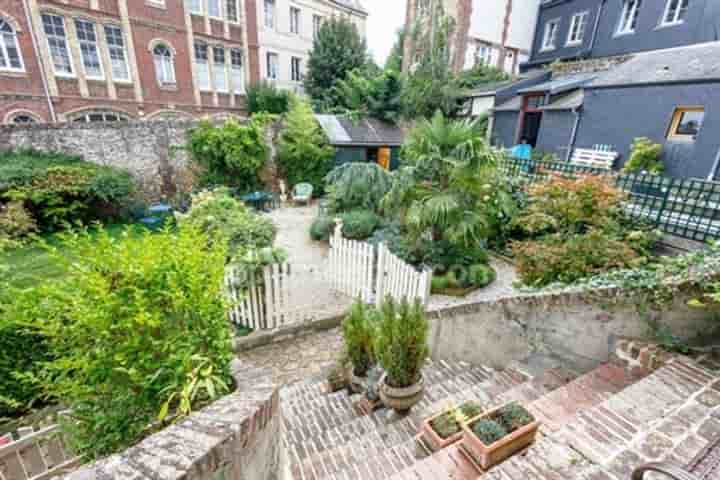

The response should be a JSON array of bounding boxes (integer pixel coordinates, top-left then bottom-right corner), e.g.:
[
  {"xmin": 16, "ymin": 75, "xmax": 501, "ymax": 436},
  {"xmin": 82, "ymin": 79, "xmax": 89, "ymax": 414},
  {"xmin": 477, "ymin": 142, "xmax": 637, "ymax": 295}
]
[
  {"xmin": 341, "ymin": 210, "xmax": 380, "ymax": 240},
  {"xmin": 325, "ymin": 162, "xmax": 393, "ymax": 213},
  {"xmin": 310, "ymin": 216, "xmax": 334, "ymax": 241},
  {"xmin": 498, "ymin": 403, "xmax": 533, "ymax": 431},
  {"xmin": 277, "ymin": 98, "xmax": 335, "ymax": 194},
  {"xmin": 246, "ymin": 81, "xmax": 291, "ymax": 115},
  {"xmin": 5, "ymin": 225, "xmax": 233, "ymax": 458},
  {"xmin": 342, "ymin": 301, "xmax": 376, "ymax": 376},
  {"xmin": 187, "ymin": 118, "xmax": 269, "ymax": 190},
  {"xmin": 177, "ymin": 188, "xmax": 276, "ymax": 258},
  {"xmin": 468, "ymin": 263, "xmax": 496, "ymax": 288},
  {"xmin": 624, "ymin": 137, "xmax": 664, "ymax": 174},
  {"xmin": 472, "ymin": 419, "xmax": 507, "ymax": 445},
  {"xmin": 0, "ymin": 201, "xmax": 37, "ymax": 239},
  {"xmin": 374, "ymin": 297, "xmax": 429, "ymax": 388}
]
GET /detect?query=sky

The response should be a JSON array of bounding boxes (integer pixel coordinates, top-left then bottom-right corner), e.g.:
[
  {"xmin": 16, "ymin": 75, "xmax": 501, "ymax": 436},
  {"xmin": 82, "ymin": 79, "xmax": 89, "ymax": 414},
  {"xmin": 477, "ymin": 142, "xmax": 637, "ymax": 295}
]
[{"xmin": 362, "ymin": 0, "xmax": 406, "ymax": 66}]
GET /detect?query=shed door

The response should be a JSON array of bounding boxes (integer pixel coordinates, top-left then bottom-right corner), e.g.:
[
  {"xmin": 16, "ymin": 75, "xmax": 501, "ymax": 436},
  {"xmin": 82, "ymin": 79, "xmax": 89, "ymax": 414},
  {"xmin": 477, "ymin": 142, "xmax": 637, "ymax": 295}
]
[{"xmin": 378, "ymin": 147, "xmax": 391, "ymax": 170}]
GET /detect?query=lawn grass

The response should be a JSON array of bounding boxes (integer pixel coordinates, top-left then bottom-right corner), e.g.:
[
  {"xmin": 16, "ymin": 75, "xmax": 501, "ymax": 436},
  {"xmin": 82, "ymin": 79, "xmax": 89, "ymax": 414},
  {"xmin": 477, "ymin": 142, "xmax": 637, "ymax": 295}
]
[{"xmin": 1, "ymin": 223, "xmax": 144, "ymax": 289}]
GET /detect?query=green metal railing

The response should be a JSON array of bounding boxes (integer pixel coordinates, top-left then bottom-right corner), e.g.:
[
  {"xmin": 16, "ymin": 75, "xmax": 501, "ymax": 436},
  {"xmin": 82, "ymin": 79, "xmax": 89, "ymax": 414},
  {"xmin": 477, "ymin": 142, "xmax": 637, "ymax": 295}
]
[{"xmin": 500, "ymin": 157, "xmax": 720, "ymax": 243}]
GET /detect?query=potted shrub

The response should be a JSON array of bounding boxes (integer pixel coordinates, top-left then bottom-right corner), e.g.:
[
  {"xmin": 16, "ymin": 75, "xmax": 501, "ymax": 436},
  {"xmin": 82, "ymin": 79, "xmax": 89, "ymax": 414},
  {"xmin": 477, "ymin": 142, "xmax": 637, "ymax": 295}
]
[
  {"xmin": 375, "ymin": 297, "xmax": 429, "ymax": 412},
  {"xmin": 342, "ymin": 301, "xmax": 376, "ymax": 393},
  {"xmin": 460, "ymin": 402, "xmax": 539, "ymax": 469},
  {"xmin": 421, "ymin": 401, "xmax": 484, "ymax": 451}
]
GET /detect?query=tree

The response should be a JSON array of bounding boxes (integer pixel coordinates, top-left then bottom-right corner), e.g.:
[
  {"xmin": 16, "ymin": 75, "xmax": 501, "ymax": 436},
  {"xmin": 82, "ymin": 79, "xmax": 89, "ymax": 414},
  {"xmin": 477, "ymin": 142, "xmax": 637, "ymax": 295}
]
[
  {"xmin": 330, "ymin": 68, "xmax": 403, "ymax": 122},
  {"xmin": 385, "ymin": 29, "xmax": 405, "ymax": 72},
  {"xmin": 304, "ymin": 16, "xmax": 368, "ymax": 110}
]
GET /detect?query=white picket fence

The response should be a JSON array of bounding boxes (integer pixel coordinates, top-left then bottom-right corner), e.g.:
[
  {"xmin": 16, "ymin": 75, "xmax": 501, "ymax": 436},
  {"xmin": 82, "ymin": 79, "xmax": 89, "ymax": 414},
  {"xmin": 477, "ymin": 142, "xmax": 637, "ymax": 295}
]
[
  {"xmin": 375, "ymin": 243, "xmax": 433, "ymax": 308},
  {"xmin": 0, "ymin": 424, "xmax": 80, "ymax": 480}
]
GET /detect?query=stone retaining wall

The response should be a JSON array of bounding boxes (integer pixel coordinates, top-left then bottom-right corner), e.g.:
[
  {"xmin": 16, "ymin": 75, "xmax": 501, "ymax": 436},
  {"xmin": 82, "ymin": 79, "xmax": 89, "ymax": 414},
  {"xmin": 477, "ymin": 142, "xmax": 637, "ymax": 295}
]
[
  {"xmin": 65, "ymin": 359, "xmax": 281, "ymax": 480},
  {"xmin": 426, "ymin": 286, "xmax": 714, "ymax": 371}
]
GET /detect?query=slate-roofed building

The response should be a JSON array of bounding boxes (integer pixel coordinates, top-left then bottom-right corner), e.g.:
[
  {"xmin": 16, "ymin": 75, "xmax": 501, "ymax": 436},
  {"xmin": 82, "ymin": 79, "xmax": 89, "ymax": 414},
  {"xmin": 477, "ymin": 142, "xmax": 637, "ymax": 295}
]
[{"xmin": 314, "ymin": 114, "xmax": 405, "ymax": 170}]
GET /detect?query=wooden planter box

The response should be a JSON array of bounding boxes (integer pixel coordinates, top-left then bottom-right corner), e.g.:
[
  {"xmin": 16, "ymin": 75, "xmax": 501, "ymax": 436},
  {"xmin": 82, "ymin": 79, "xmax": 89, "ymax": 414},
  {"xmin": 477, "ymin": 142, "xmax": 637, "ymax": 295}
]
[
  {"xmin": 460, "ymin": 405, "xmax": 540, "ymax": 470},
  {"xmin": 421, "ymin": 410, "xmax": 465, "ymax": 451}
]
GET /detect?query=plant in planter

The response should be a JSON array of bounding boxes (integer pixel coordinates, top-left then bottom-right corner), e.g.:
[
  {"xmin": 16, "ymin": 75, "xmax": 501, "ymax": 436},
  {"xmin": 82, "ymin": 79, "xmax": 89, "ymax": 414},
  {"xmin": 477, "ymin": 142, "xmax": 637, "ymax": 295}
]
[
  {"xmin": 342, "ymin": 300, "xmax": 376, "ymax": 393},
  {"xmin": 461, "ymin": 402, "xmax": 539, "ymax": 470},
  {"xmin": 374, "ymin": 297, "xmax": 429, "ymax": 412},
  {"xmin": 422, "ymin": 401, "xmax": 484, "ymax": 451}
]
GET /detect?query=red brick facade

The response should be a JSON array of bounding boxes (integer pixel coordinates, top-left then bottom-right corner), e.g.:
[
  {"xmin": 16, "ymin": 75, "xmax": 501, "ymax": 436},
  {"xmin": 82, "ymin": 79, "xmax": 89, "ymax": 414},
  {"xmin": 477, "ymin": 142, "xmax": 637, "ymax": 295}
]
[{"xmin": 0, "ymin": 0, "xmax": 248, "ymax": 125}]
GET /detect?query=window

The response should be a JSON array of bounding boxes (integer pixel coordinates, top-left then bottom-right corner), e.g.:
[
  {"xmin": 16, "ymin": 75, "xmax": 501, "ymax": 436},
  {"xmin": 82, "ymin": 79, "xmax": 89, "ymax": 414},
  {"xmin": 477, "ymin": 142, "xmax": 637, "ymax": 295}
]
[
  {"xmin": 312, "ymin": 15, "xmax": 322, "ymax": 39},
  {"xmin": 566, "ymin": 12, "xmax": 589, "ymax": 45},
  {"xmin": 104, "ymin": 25, "xmax": 130, "ymax": 82},
  {"xmin": 42, "ymin": 13, "xmax": 73, "ymax": 76},
  {"xmin": 186, "ymin": 0, "xmax": 203, "ymax": 14},
  {"xmin": 10, "ymin": 114, "xmax": 37, "ymax": 124},
  {"xmin": 194, "ymin": 41, "xmax": 210, "ymax": 90},
  {"xmin": 226, "ymin": 0, "xmax": 239, "ymax": 22},
  {"xmin": 290, "ymin": 7, "xmax": 301, "ymax": 34},
  {"xmin": 662, "ymin": 0, "xmax": 689, "ymax": 25},
  {"xmin": 668, "ymin": 107, "xmax": 704, "ymax": 140},
  {"xmin": 266, "ymin": 52, "xmax": 278, "ymax": 79},
  {"xmin": 291, "ymin": 56, "xmax": 301, "ymax": 82},
  {"xmin": 207, "ymin": 0, "xmax": 221, "ymax": 18},
  {"xmin": 0, "ymin": 18, "xmax": 23, "ymax": 72},
  {"xmin": 212, "ymin": 46, "xmax": 227, "ymax": 92},
  {"xmin": 153, "ymin": 44, "xmax": 175, "ymax": 85},
  {"xmin": 475, "ymin": 44, "xmax": 491, "ymax": 65},
  {"xmin": 231, "ymin": 48, "xmax": 244, "ymax": 94},
  {"xmin": 541, "ymin": 19, "xmax": 559, "ymax": 51},
  {"xmin": 75, "ymin": 19, "xmax": 103, "ymax": 79},
  {"xmin": 264, "ymin": 0, "xmax": 275, "ymax": 28},
  {"xmin": 526, "ymin": 95, "xmax": 547, "ymax": 109},
  {"xmin": 71, "ymin": 110, "xmax": 129, "ymax": 123},
  {"xmin": 617, "ymin": 0, "xmax": 642, "ymax": 34}
]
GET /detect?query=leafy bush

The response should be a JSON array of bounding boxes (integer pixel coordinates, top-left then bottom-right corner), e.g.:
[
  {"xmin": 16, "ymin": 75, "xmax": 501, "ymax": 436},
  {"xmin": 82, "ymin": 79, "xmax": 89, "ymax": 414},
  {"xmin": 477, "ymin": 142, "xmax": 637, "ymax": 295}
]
[
  {"xmin": 187, "ymin": 118, "xmax": 269, "ymax": 190},
  {"xmin": 498, "ymin": 403, "xmax": 534, "ymax": 431},
  {"xmin": 472, "ymin": 419, "xmax": 507, "ymax": 445},
  {"xmin": 431, "ymin": 263, "xmax": 496, "ymax": 292},
  {"xmin": 246, "ymin": 81, "xmax": 291, "ymax": 115},
  {"xmin": 0, "ymin": 201, "xmax": 37, "ymax": 239},
  {"xmin": 325, "ymin": 162, "xmax": 394, "ymax": 213},
  {"xmin": 277, "ymin": 98, "xmax": 335, "ymax": 194},
  {"xmin": 176, "ymin": 188, "xmax": 276, "ymax": 258},
  {"xmin": 341, "ymin": 210, "xmax": 380, "ymax": 240},
  {"xmin": 513, "ymin": 230, "xmax": 643, "ymax": 287},
  {"xmin": 624, "ymin": 137, "xmax": 664, "ymax": 174},
  {"xmin": 429, "ymin": 401, "xmax": 484, "ymax": 439},
  {"xmin": 5, "ymin": 226, "xmax": 233, "ymax": 458},
  {"xmin": 342, "ymin": 301, "xmax": 376, "ymax": 376},
  {"xmin": 329, "ymin": 68, "xmax": 403, "ymax": 122},
  {"xmin": 310, "ymin": 216, "xmax": 334, "ymax": 241},
  {"xmin": 374, "ymin": 297, "xmax": 429, "ymax": 388},
  {"xmin": 0, "ymin": 150, "xmax": 134, "ymax": 231}
]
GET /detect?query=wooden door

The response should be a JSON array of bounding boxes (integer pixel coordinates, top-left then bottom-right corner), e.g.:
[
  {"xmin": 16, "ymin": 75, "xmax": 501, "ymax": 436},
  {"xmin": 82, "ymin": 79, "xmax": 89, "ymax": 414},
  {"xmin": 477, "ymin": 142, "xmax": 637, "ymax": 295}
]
[{"xmin": 378, "ymin": 147, "xmax": 391, "ymax": 170}]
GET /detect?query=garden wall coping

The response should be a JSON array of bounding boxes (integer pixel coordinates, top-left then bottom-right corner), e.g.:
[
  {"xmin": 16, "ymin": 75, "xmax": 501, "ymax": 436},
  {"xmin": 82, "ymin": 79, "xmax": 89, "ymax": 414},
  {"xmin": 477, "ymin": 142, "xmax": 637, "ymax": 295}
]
[{"xmin": 64, "ymin": 359, "xmax": 281, "ymax": 480}]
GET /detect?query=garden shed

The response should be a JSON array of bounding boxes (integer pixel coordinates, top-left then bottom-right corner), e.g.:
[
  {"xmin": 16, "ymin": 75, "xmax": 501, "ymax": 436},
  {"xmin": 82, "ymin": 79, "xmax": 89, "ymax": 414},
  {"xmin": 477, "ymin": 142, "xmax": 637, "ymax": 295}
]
[{"xmin": 314, "ymin": 114, "xmax": 405, "ymax": 170}]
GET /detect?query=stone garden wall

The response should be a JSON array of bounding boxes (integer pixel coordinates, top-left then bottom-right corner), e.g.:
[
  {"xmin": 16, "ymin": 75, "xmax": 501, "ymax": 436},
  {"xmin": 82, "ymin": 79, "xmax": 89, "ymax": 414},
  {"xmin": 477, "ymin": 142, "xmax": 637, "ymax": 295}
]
[
  {"xmin": 426, "ymin": 286, "xmax": 714, "ymax": 372},
  {"xmin": 0, "ymin": 121, "xmax": 197, "ymax": 200},
  {"xmin": 65, "ymin": 359, "xmax": 281, "ymax": 480}
]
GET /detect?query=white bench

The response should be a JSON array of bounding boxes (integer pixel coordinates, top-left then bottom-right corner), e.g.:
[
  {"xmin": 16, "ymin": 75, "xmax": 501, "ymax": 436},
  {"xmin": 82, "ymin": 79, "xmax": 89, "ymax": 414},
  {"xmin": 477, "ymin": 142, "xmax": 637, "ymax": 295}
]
[{"xmin": 570, "ymin": 145, "xmax": 618, "ymax": 170}]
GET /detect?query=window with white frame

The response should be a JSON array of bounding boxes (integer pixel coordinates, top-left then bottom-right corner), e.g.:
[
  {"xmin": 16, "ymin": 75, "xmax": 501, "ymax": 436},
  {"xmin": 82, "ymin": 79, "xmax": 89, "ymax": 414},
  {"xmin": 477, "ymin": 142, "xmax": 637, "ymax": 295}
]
[
  {"xmin": 541, "ymin": 19, "xmax": 559, "ymax": 51},
  {"xmin": 0, "ymin": 18, "xmax": 23, "ymax": 72},
  {"xmin": 75, "ymin": 19, "xmax": 103, "ymax": 79},
  {"xmin": 566, "ymin": 12, "xmax": 589, "ymax": 45},
  {"xmin": 10, "ymin": 114, "xmax": 38, "ymax": 124},
  {"xmin": 186, "ymin": 0, "xmax": 203, "ymax": 14},
  {"xmin": 207, "ymin": 0, "xmax": 221, "ymax": 18},
  {"xmin": 70, "ymin": 110, "xmax": 129, "ymax": 123},
  {"xmin": 41, "ymin": 13, "xmax": 73, "ymax": 75},
  {"xmin": 290, "ymin": 7, "xmax": 301, "ymax": 34},
  {"xmin": 266, "ymin": 51, "xmax": 278, "ymax": 79},
  {"xmin": 662, "ymin": 0, "xmax": 689, "ymax": 25},
  {"xmin": 212, "ymin": 46, "xmax": 227, "ymax": 92},
  {"xmin": 291, "ymin": 56, "xmax": 301, "ymax": 82},
  {"xmin": 264, "ymin": 0, "xmax": 276, "ymax": 28},
  {"xmin": 475, "ymin": 44, "xmax": 491, "ymax": 65},
  {"xmin": 194, "ymin": 41, "xmax": 211, "ymax": 90},
  {"xmin": 153, "ymin": 43, "xmax": 176, "ymax": 85},
  {"xmin": 617, "ymin": 0, "xmax": 642, "ymax": 34},
  {"xmin": 231, "ymin": 48, "xmax": 244, "ymax": 93},
  {"xmin": 312, "ymin": 15, "xmax": 322, "ymax": 39},
  {"xmin": 104, "ymin": 25, "xmax": 130, "ymax": 82},
  {"xmin": 226, "ymin": 0, "xmax": 239, "ymax": 22}
]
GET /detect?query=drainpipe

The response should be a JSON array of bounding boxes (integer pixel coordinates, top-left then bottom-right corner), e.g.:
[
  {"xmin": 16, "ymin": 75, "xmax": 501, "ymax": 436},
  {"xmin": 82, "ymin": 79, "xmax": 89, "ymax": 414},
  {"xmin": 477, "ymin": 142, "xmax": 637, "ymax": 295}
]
[
  {"xmin": 708, "ymin": 148, "xmax": 720, "ymax": 181},
  {"xmin": 586, "ymin": 0, "xmax": 606, "ymax": 58},
  {"xmin": 22, "ymin": 0, "xmax": 56, "ymax": 123},
  {"xmin": 566, "ymin": 106, "xmax": 582, "ymax": 162}
]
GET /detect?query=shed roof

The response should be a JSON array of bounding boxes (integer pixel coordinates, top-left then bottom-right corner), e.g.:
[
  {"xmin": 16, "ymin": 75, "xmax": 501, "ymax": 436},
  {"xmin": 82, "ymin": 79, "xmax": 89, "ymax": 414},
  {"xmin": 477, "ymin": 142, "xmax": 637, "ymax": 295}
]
[
  {"xmin": 590, "ymin": 42, "xmax": 720, "ymax": 88},
  {"xmin": 493, "ymin": 96, "xmax": 523, "ymax": 112},
  {"xmin": 315, "ymin": 115, "xmax": 405, "ymax": 146},
  {"xmin": 518, "ymin": 72, "xmax": 596, "ymax": 95},
  {"xmin": 540, "ymin": 90, "xmax": 584, "ymax": 111}
]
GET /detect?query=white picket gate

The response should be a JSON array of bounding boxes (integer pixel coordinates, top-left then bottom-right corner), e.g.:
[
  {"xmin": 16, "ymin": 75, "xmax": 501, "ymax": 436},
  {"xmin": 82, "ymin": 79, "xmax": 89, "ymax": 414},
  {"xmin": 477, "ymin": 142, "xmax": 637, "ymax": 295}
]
[
  {"xmin": 375, "ymin": 243, "xmax": 433, "ymax": 307},
  {"xmin": 328, "ymin": 227, "xmax": 375, "ymax": 302}
]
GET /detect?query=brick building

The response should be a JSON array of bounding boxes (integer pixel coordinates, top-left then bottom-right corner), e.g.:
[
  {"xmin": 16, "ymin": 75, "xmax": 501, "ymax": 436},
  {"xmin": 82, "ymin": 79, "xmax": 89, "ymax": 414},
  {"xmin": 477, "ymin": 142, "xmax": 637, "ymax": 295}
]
[{"xmin": 0, "ymin": 0, "xmax": 250, "ymax": 124}]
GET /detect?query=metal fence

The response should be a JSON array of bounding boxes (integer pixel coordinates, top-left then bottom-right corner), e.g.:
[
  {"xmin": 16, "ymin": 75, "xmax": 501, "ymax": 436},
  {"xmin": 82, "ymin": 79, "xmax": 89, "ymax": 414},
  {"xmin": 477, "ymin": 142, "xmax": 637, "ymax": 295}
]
[{"xmin": 499, "ymin": 157, "xmax": 720, "ymax": 243}]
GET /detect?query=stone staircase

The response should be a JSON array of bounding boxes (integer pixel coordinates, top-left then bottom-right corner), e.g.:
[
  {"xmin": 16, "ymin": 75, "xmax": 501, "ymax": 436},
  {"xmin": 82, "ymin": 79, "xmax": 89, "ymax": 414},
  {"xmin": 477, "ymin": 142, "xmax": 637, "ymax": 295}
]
[{"xmin": 279, "ymin": 356, "xmax": 720, "ymax": 480}]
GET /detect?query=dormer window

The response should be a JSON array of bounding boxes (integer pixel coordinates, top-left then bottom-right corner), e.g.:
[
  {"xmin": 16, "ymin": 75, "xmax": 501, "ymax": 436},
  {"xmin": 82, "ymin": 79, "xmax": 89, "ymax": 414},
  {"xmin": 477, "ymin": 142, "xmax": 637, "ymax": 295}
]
[
  {"xmin": 661, "ymin": 0, "xmax": 689, "ymax": 26},
  {"xmin": 566, "ymin": 12, "xmax": 589, "ymax": 46},
  {"xmin": 541, "ymin": 19, "xmax": 560, "ymax": 51},
  {"xmin": 617, "ymin": 0, "xmax": 642, "ymax": 35}
]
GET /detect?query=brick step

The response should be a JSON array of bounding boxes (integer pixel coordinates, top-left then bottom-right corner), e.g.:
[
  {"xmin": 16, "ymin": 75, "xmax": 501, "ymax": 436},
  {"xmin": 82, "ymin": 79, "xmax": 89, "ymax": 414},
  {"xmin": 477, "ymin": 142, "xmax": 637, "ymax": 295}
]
[
  {"xmin": 390, "ymin": 443, "xmax": 482, "ymax": 480},
  {"xmin": 528, "ymin": 363, "xmax": 638, "ymax": 433},
  {"xmin": 280, "ymin": 376, "xmax": 328, "ymax": 401}
]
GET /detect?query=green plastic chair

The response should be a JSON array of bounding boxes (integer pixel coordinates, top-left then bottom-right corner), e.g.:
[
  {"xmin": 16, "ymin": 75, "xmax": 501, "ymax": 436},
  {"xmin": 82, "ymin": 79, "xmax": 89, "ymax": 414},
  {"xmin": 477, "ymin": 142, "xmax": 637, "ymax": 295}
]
[{"xmin": 292, "ymin": 183, "xmax": 313, "ymax": 205}]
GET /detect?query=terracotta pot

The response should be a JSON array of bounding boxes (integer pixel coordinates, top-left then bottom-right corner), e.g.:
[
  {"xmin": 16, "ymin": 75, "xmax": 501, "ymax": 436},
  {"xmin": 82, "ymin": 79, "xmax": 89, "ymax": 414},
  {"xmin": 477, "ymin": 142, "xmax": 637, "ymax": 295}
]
[
  {"xmin": 421, "ymin": 408, "xmax": 465, "ymax": 451},
  {"xmin": 349, "ymin": 370, "xmax": 367, "ymax": 394},
  {"xmin": 379, "ymin": 375, "xmax": 424, "ymax": 412},
  {"xmin": 460, "ymin": 404, "xmax": 540, "ymax": 470}
]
